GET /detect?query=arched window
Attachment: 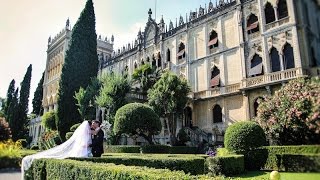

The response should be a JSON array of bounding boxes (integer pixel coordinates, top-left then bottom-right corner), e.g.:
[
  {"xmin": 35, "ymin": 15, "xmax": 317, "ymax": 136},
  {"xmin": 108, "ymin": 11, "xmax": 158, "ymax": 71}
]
[
  {"xmin": 141, "ymin": 59, "xmax": 145, "ymax": 65},
  {"xmin": 283, "ymin": 43, "xmax": 295, "ymax": 69},
  {"xmin": 277, "ymin": 0, "xmax": 288, "ymax": 19},
  {"xmin": 134, "ymin": 62, "xmax": 137, "ymax": 69},
  {"xmin": 208, "ymin": 30, "xmax": 218, "ymax": 49},
  {"xmin": 210, "ymin": 66, "xmax": 220, "ymax": 88},
  {"xmin": 270, "ymin": 47, "xmax": 281, "ymax": 72},
  {"xmin": 247, "ymin": 14, "xmax": 260, "ymax": 34},
  {"xmin": 167, "ymin": 49, "xmax": 171, "ymax": 62},
  {"xmin": 249, "ymin": 54, "xmax": 264, "ymax": 77},
  {"xmin": 253, "ymin": 97, "xmax": 262, "ymax": 117},
  {"xmin": 157, "ymin": 52, "xmax": 162, "ymax": 68},
  {"xmin": 213, "ymin": 105, "xmax": 222, "ymax": 123},
  {"xmin": 265, "ymin": 2, "xmax": 276, "ymax": 24},
  {"xmin": 146, "ymin": 57, "xmax": 150, "ymax": 62},
  {"xmin": 184, "ymin": 107, "xmax": 193, "ymax": 128},
  {"xmin": 177, "ymin": 42, "xmax": 186, "ymax": 60}
]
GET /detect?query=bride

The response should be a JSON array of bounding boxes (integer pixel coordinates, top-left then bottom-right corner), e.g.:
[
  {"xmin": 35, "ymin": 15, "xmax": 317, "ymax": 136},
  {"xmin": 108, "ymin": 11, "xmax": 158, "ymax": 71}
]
[{"xmin": 21, "ymin": 120, "xmax": 97, "ymax": 178}]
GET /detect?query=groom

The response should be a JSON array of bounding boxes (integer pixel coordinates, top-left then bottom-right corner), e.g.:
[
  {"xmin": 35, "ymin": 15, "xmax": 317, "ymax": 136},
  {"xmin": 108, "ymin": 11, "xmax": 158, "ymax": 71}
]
[{"xmin": 90, "ymin": 120, "xmax": 104, "ymax": 157}]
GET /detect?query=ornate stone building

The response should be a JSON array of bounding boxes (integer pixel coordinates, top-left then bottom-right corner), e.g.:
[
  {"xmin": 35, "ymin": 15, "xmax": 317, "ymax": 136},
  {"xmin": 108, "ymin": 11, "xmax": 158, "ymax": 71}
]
[
  {"xmin": 100, "ymin": 0, "xmax": 320, "ymax": 145},
  {"xmin": 42, "ymin": 19, "xmax": 113, "ymax": 113}
]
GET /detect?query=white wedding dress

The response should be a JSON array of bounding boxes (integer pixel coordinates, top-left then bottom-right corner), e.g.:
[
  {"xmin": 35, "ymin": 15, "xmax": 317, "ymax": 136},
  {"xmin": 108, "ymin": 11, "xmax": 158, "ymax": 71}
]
[{"xmin": 21, "ymin": 121, "xmax": 92, "ymax": 179}]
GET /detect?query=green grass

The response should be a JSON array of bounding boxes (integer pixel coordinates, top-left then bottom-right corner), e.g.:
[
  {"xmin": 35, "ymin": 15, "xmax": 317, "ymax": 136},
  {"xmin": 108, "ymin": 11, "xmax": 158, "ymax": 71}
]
[
  {"xmin": 229, "ymin": 171, "xmax": 320, "ymax": 180},
  {"xmin": 102, "ymin": 153, "xmax": 208, "ymax": 159}
]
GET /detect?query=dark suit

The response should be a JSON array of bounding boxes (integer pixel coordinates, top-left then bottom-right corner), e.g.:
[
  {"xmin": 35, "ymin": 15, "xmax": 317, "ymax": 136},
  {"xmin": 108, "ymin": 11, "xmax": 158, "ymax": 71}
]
[{"xmin": 91, "ymin": 129, "xmax": 104, "ymax": 157}]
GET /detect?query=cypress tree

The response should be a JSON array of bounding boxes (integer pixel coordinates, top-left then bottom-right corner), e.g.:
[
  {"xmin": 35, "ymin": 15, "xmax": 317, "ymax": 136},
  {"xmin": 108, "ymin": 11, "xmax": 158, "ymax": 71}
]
[
  {"xmin": 57, "ymin": 0, "xmax": 98, "ymax": 139},
  {"xmin": 3, "ymin": 79, "xmax": 15, "ymax": 119},
  {"xmin": 16, "ymin": 64, "xmax": 32, "ymax": 140},
  {"xmin": 32, "ymin": 72, "xmax": 44, "ymax": 115},
  {"xmin": 8, "ymin": 88, "xmax": 19, "ymax": 140}
]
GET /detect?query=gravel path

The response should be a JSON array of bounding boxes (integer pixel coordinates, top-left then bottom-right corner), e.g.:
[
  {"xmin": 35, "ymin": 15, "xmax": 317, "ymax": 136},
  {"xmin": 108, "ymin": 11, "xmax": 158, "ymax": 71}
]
[{"xmin": 0, "ymin": 169, "xmax": 21, "ymax": 180}]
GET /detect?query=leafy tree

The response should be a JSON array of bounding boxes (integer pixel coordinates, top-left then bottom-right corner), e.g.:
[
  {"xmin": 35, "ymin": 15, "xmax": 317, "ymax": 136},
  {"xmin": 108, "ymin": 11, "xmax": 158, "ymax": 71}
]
[
  {"xmin": 114, "ymin": 103, "xmax": 161, "ymax": 144},
  {"xmin": 148, "ymin": 72, "xmax": 190, "ymax": 144},
  {"xmin": 132, "ymin": 64, "xmax": 161, "ymax": 93},
  {"xmin": 96, "ymin": 73, "xmax": 131, "ymax": 124},
  {"xmin": 3, "ymin": 79, "xmax": 15, "ymax": 119},
  {"xmin": 57, "ymin": 0, "xmax": 99, "ymax": 140},
  {"xmin": 32, "ymin": 72, "xmax": 44, "ymax": 115},
  {"xmin": 42, "ymin": 111, "xmax": 57, "ymax": 130},
  {"xmin": 15, "ymin": 64, "xmax": 32, "ymax": 140},
  {"xmin": 0, "ymin": 117, "xmax": 11, "ymax": 141},
  {"xmin": 256, "ymin": 77, "xmax": 320, "ymax": 145},
  {"xmin": 74, "ymin": 78, "xmax": 101, "ymax": 120}
]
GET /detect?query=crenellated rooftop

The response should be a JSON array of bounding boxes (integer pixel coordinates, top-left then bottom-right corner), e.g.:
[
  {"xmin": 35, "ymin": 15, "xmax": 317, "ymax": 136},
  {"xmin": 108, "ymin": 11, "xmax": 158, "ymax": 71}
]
[{"xmin": 106, "ymin": 0, "xmax": 237, "ymax": 66}]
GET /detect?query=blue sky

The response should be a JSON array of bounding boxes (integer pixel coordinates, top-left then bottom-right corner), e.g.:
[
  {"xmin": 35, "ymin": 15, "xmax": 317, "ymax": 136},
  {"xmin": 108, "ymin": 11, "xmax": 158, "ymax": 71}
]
[{"xmin": 0, "ymin": 0, "xmax": 216, "ymax": 112}]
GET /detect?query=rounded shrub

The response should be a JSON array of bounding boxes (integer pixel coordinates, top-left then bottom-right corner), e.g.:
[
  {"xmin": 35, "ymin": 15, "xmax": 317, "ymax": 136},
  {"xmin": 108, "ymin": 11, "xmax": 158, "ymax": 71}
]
[
  {"xmin": 224, "ymin": 121, "xmax": 266, "ymax": 154},
  {"xmin": 41, "ymin": 111, "xmax": 57, "ymax": 130},
  {"xmin": 70, "ymin": 123, "xmax": 81, "ymax": 132},
  {"xmin": 65, "ymin": 132, "xmax": 74, "ymax": 140}
]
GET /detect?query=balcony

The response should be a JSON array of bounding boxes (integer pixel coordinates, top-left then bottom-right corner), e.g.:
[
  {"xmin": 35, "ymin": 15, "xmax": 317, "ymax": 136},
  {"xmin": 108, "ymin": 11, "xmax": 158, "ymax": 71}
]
[
  {"xmin": 265, "ymin": 17, "xmax": 290, "ymax": 31},
  {"xmin": 242, "ymin": 68, "xmax": 303, "ymax": 89},
  {"xmin": 193, "ymin": 83, "xmax": 241, "ymax": 99}
]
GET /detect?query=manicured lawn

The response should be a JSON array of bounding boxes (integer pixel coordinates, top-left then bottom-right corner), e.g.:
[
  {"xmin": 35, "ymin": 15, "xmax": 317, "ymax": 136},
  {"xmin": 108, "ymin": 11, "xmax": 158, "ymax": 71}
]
[{"xmin": 231, "ymin": 171, "xmax": 320, "ymax": 180}]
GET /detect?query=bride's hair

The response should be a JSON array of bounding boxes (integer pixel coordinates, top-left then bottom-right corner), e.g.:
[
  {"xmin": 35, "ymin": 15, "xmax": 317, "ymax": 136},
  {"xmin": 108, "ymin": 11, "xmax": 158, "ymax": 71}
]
[{"xmin": 93, "ymin": 120, "xmax": 101, "ymax": 126}]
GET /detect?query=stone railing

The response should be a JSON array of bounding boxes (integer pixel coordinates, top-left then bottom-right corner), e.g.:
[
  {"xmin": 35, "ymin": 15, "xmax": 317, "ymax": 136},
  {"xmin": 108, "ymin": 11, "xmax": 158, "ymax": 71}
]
[
  {"xmin": 266, "ymin": 17, "xmax": 290, "ymax": 31},
  {"xmin": 184, "ymin": 127, "xmax": 211, "ymax": 146},
  {"xmin": 29, "ymin": 116, "xmax": 44, "ymax": 146},
  {"xmin": 243, "ymin": 68, "xmax": 302, "ymax": 88},
  {"xmin": 194, "ymin": 83, "xmax": 241, "ymax": 99}
]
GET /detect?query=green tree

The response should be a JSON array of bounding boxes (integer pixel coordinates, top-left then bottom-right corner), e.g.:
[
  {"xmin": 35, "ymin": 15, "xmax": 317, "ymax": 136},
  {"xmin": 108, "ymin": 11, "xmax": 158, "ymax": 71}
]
[
  {"xmin": 114, "ymin": 103, "xmax": 161, "ymax": 144},
  {"xmin": 3, "ymin": 79, "xmax": 15, "ymax": 119},
  {"xmin": 256, "ymin": 77, "xmax": 320, "ymax": 145},
  {"xmin": 41, "ymin": 111, "xmax": 57, "ymax": 130},
  {"xmin": 57, "ymin": 0, "xmax": 99, "ymax": 140},
  {"xmin": 74, "ymin": 78, "xmax": 101, "ymax": 120},
  {"xmin": 8, "ymin": 88, "xmax": 19, "ymax": 140},
  {"xmin": 32, "ymin": 72, "xmax": 44, "ymax": 115},
  {"xmin": 95, "ymin": 73, "xmax": 130, "ymax": 124},
  {"xmin": 148, "ymin": 72, "xmax": 190, "ymax": 145},
  {"xmin": 132, "ymin": 64, "xmax": 161, "ymax": 93},
  {"xmin": 15, "ymin": 64, "xmax": 32, "ymax": 140}
]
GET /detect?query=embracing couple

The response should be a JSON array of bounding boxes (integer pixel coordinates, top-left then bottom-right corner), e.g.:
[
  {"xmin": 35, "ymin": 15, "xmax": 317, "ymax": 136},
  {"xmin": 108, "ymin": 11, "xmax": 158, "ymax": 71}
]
[{"xmin": 22, "ymin": 120, "xmax": 104, "ymax": 178}]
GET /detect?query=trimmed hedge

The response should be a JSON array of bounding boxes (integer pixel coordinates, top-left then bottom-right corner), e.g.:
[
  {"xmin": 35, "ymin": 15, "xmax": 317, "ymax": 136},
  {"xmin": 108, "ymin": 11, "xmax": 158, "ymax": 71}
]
[
  {"xmin": 277, "ymin": 154, "xmax": 320, "ymax": 172},
  {"xmin": 104, "ymin": 145, "xmax": 199, "ymax": 154},
  {"xmin": 0, "ymin": 150, "xmax": 37, "ymax": 169},
  {"xmin": 245, "ymin": 145, "xmax": 320, "ymax": 170},
  {"xmin": 104, "ymin": 145, "xmax": 140, "ymax": 153},
  {"xmin": 169, "ymin": 146, "xmax": 198, "ymax": 154},
  {"xmin": 140, "ymin": 145, "xmax": 170, "ymax": 153},
  {"xmin": 25, "ymin": 159, "xmax": 214, "ymax": 180},
  {"xmin": 74, "ymin": 155, "xmax": 205, "ymax": 175},
  {"xmin": 205, "ymin": 155, "xmax": 244, "ymax": 176},
  {"xmin": 0, "ymin": 156, "xmax": 21, "ymax": 169}
]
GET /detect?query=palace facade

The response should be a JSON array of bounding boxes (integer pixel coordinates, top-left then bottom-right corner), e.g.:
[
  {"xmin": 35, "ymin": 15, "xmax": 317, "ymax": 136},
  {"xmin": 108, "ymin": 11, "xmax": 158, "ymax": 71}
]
[
  {"xmin": 33, "ymin": 0, "xmax": 320, "ymax": 146},
  {"xmin": 99, "ymin": 0, "xmax": 320, "ymax": 144}
]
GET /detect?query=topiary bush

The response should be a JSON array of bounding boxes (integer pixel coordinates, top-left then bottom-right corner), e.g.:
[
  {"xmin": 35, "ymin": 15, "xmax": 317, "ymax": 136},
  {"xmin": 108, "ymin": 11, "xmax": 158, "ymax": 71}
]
[
  {"xmin": 114, "ymin": 103, "xmax": 161, "ymax": 145},
  {"xmin": 0, "ymin": 117, "xmax": 11, "ymax": 141},
  {"xmin": 70, "ymin": 123, "xmax": 81, "ymax": 132},
  {"xmin": 41, "ymin": 111, "xmax": 57, "ymax": 130},
  {"xmin": 224, "ymin": 121, "xmax": 266, "ymax": 154}
]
